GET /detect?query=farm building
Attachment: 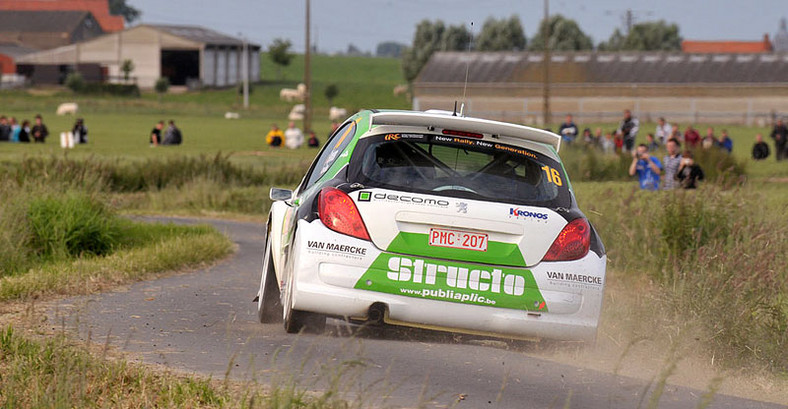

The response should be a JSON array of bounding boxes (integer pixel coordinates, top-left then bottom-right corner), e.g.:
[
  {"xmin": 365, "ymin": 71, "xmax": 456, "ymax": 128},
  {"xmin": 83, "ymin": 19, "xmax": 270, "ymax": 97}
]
[
  {"xmin": 413, "ymin": 51, "xmax": 788, "ymax": 125},
  {"xmin": 16, "ymin": 24, "xmax": 261, "ymax": 89},
  {"xmin": 0, "ymin": 10, "xmax": 105, "ymax": 50},
  {"xmin": 0, "ymin": 0, "xmax": 124, "ymax": 32}
]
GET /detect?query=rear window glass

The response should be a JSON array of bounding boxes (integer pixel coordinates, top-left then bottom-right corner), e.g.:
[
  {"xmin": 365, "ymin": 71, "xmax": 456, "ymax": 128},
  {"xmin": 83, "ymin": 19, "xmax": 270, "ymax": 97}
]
[{"xmin": 349, "ymin": 133, "xmax": 571, "ymax": 207}]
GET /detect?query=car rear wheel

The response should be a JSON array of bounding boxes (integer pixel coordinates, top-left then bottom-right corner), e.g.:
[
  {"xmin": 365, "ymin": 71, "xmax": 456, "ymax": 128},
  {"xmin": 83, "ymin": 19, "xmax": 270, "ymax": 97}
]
[
  {"xmin": 282, "ymin": 251, "xmax": 326, "ymax": 334},
  {"xmin": 257, "ymin": 234, "xmax": 282, "ymax": 323}
]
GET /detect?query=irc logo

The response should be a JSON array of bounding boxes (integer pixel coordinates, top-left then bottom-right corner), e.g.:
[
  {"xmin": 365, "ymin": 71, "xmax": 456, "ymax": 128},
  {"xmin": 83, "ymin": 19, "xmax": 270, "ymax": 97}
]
[{"xmin": 509, "ymin": 208, "xmax": 548, "ymax": 220}]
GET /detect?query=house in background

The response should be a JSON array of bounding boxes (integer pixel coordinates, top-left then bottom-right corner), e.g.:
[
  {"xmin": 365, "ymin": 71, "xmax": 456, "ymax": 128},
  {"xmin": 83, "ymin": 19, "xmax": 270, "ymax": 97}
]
[
  {"xmin": 16, "ymin": 24, "xmax": 261, "ymax": 89},
  {"xmin": 0, "ymin": 0, "xmax": 123, "ymax": 33},
  {"xmin": 0, "ymin": 10, "xmax": 105, "ymax": 50}
]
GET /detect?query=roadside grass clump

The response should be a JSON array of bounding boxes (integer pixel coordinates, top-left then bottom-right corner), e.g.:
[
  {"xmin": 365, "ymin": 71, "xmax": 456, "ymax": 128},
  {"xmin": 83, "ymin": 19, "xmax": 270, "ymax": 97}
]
[
  {"xmin": 579, "ymin": 184, "xmax": 788, "ymax": 373},
  {"xmin": 1, "ymin": 154, "xmax": 309, "ymax": 216},
  {"xmin": 0, "ymin": 326, "xmax": 247, "ymax": 408},
  {"xmin": 26, "ymin": 193, "xmax": 123, "ymax": 260}
]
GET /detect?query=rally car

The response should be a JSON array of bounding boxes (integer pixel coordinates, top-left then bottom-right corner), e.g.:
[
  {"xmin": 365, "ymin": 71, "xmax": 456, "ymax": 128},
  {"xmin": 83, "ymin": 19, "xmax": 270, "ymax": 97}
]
[{"xmin": 256, "ymin": 109, "xmax": 606, "ymax": 341}]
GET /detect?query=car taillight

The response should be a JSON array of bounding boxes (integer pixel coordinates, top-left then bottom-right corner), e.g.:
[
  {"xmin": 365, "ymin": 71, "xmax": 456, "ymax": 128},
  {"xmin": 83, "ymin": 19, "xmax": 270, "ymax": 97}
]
[
  {"xmin": 318, "ymin": 187, "xmax": 370, "ymax": 241},
  {"xmin": 542, "ymin": 218, "xmax": 590, "ymax": 262}
]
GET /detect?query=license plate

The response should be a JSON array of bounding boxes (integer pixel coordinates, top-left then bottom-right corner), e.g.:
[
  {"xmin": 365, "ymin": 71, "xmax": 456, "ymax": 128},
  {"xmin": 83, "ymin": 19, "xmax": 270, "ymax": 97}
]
[{"xmin": 428, "ymin": 228, "xmax": 488, "ymax": 252}]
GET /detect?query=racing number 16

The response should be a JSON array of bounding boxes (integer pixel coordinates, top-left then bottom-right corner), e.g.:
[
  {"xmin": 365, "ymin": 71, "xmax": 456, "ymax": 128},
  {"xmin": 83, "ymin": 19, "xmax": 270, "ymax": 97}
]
[{"xmin": 541, "ymin": 165, "xmax": 563, "ymax": 186}]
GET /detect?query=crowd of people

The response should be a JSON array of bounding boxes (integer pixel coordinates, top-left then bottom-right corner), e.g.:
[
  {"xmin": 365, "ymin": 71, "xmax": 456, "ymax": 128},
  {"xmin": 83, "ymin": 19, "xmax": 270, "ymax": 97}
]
[
  {"xmin": 265, "ymin": 121, "xmax": 322, "ymax": 149},
  {"xmin": 557, "ymin": 109, "xmax": 788, "ymax": 191},
  {"xmin": 0, "ymin": 114, "xmax": 49, "ymax": 143},
  {"xmin": 149, "ymin": 120, "xmax": 182, "ymax": 146},
  {"xmin": 0, "ymin": 115, "xmax": 93, "ymax": 145}
]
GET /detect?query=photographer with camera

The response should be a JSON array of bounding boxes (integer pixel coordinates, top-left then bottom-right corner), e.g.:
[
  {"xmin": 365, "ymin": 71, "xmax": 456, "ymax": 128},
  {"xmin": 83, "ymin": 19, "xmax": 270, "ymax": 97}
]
[
  {"xmin": 628, "ymin": 143, "xmax": 662, "ymax": 191},
  {"xmin": 675, "ymin": 151, "xmax": 705, "ymax": 189}
]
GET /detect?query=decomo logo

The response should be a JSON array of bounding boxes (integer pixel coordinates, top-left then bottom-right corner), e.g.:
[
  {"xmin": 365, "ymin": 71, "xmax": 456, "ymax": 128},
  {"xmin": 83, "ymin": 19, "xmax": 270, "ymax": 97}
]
[
  {"xmin": 373, "ymin": 193, "xmax": 449, "ymax": 207},
  {"xmin": 386, "ymin": 256, "xmax": 526, "ymax": 296},
  {"xmin": 509, "ymin": 207, "xmax": 548, "ymax": 220}
]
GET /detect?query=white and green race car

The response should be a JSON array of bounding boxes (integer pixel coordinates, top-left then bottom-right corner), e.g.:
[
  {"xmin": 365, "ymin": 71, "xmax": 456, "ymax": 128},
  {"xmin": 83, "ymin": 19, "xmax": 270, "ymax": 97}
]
[{"xmin": 256, "ymin": 110, "xmax": 606, "ymax": 341}]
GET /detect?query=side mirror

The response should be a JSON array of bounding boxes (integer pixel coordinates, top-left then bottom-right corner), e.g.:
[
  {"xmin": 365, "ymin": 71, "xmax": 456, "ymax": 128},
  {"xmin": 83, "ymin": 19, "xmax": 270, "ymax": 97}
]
[{"xmin": 269, "ymin": 187, "xmax": 293, "ymax": 201}]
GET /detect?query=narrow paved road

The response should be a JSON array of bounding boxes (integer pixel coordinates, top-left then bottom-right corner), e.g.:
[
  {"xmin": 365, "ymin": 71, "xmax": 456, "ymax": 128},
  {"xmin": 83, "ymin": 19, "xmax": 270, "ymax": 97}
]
[{"xmin": 51, "ymin": 218, "xmax": 786, "ymax": 408}]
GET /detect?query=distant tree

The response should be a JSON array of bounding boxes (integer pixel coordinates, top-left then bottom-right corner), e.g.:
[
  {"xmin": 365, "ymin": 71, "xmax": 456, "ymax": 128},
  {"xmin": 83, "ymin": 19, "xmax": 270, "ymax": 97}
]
[
  {"xmin": 476, "ymin": 15, "xmax": 526, "ymax": 51},
  {"xmin": 401, "ymin": 20, "xmax": 471, "ymax": 83},
  {"xmin": 598, "ymin": 20, "xmax": 682, "ymax": 51},
  {"xmin": 268, "ymin": 38, "xmax": 294, "ymax": 80},
  {"xmin": 120, "ymin": 59, "xmax": 134, "ymax": 82},
  {"xmin": 154, "ymin": 77, "xmax": 169, "ymax": 102},
  {"xmin": 346, "ymin": 43, "xmax": 363, "ymax": 56},
  {"xmin": 442, "ymin": 24, "xmax": 472, "ymax": 51},
  {"xmin": 376, "ymin": 41, "xmax": 407, "ymax": 58},
  {"xmin": 528, "ymin": 14, "xmax": 593, "ymax": 51},
  {"xmin": 108, "ymin": 0, "xmax": 140, "ymax": 23},
  {"xmin": 324, "ymin": 84, "xmax": 339, "ymax": 104}
]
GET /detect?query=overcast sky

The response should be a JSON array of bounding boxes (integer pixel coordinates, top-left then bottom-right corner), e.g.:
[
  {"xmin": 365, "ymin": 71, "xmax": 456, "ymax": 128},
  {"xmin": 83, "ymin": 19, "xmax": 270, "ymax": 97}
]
[{"xmin": 127, "ymin": 0, "xmax": 788, "ymax": 53}]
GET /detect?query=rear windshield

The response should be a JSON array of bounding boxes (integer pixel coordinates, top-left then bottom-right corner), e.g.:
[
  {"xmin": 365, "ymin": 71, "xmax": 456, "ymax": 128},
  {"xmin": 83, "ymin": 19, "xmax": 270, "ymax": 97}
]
[{"xmin": 348, "ymin": 133, "xmax": 571, "ymax": 207}]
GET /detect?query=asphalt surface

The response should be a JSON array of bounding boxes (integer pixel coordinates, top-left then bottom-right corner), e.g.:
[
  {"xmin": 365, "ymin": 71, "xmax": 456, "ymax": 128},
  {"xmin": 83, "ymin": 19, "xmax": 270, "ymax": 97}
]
[{"xmin": 51, "ymin": 217, "xmax": 786, "ymax": 409}]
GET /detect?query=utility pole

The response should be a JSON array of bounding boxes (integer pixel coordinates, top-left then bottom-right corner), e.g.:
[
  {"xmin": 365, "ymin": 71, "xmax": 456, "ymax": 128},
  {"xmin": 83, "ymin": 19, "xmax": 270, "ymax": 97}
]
[
  {"xmin": 242, "ymin": 35, "xmax": 249, "ymax": 109},
  {"xmin": 303, "ymin": 0, "xmax": 312, "ymax": 133},
  {"xmin": 625, "ymin": 9, "xmax": 633, "ymax": 34},
  {"xmin": 542, "ymin": 0, "xmax": 551, "ymax": 127}
]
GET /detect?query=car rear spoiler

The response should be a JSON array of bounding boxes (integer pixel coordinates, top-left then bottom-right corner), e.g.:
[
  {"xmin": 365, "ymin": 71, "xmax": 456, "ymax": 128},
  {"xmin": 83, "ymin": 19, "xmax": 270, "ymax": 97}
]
[{"xmin": 370, "ymin": 111, "xmax": 562, "ymax": 152}]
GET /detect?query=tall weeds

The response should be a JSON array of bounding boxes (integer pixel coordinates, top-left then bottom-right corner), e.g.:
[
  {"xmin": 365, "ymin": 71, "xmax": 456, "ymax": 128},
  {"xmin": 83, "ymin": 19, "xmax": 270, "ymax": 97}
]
[{"xmin": 582, "ymin": 185, "xmax": 788, "ymax": 373}]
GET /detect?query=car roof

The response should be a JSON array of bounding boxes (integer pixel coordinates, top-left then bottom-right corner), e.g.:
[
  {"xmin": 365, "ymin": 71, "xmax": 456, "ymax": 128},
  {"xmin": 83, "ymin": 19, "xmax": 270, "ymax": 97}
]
[{"xmin": 367, "ymin": 110, "xmax": 562, "ymax": 152}]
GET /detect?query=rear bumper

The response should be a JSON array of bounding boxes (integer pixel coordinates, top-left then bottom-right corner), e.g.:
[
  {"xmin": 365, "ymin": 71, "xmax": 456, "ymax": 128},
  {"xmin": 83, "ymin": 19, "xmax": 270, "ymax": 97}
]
[{"xmin": 289, "ymin": 220, "xmax": 606, "ymax": 341}]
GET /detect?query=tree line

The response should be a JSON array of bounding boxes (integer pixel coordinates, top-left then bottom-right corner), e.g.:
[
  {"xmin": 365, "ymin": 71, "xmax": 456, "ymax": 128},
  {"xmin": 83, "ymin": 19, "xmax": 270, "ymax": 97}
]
[{"xmin": 402, "ymin": 14, "xmax": 682, "ymax": 82}]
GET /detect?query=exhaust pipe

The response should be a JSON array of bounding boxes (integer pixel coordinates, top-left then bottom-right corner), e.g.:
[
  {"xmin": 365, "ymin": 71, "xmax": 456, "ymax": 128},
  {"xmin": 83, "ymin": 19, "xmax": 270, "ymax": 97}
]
[{"xmin": 367, "ymin": 302, "xmax": 387, "ymax": 325}]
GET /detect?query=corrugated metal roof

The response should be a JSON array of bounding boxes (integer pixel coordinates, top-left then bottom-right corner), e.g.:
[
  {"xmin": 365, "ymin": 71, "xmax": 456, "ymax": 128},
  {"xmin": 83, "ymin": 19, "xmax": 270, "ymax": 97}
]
[
  {"xmin": 0, "ymin": 10, "xmax": 92, "ymax": 33},
  {"xmin": 417, "ymin": 51, "xmax": 788, "ymax": 84},
  {"xmin": 0, "ymin": 42, "xmax": 36, "ymax": 57},
  {"xmin": 145, "ymin": 24, "xmax": 259, "ymax": 48}
]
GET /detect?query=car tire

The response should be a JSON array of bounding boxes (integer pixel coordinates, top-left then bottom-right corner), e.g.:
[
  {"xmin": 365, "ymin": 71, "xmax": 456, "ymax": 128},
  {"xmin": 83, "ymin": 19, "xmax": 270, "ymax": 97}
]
[
  {"xmin": 257, "ymin": 233, "xmax": 282, "ymax": 323},
  {"xmin": 282, "ymin": 251, "xmax": 326, "ymax": 334}
]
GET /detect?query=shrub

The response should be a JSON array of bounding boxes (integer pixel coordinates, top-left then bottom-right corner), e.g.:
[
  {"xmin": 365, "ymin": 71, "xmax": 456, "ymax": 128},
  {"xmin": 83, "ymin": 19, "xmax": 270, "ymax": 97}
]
[
  {"xmin": 64, "ymin": 72, "xmax": 85, "ymax": 93},
  {"xmin": 26, "ymin": 193, "xmax": 122, "ymax": 260},
  {"xmin": 155, "ymin": 77, "xmax": 170, "ymax": 95}
]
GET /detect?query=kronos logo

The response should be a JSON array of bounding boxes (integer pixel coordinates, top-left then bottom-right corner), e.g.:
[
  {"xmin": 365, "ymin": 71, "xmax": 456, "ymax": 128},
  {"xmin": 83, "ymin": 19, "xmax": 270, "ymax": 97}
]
[{"xmin": 509, "ymin": 207, "xmax": 549, "ymax": 220}]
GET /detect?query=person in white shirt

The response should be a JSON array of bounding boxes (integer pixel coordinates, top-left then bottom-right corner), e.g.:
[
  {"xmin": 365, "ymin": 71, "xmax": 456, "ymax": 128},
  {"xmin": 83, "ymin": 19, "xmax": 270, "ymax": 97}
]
[
  {"xmin": 655, "ymin": 117, "xmax": 672, "ymax": 145},
  {"xmin": 284, "ymin": 121, "xmax": 304, "ymax": 149}
]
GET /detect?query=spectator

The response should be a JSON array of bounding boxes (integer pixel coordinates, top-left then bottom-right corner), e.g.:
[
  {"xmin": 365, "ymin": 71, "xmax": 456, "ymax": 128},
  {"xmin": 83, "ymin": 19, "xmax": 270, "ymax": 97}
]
[
  {"xmin": 683, "ymin": 125, "xmax": 701, "ymax": 148},
  {"xmin": 718, "ymin": 129, "xmax": 733, "ymax": 153},
  {"xmin": 701, "ymin": 127, "xmax": 719, "ymax": 149},
  {"xmin": 613, "ymin": 131, "xmax": 624, "ymax": 153},
  {"xmin": 0, "ymin": 116, "xmax": 10, "ymax": 142},
  {"xmin": 670, "ymin": 124, "xmax": 683, "ymax": 143},
  {"xmin": 655, "ymin": 117, "xmax": 672, "ymax": 145},
  {"xmin": 770, "ymin": 118, "xmax": 788, "ymax": 161},
  {"xmin": 662, "ymin": 138, "xmax": 682, "ymax": 190},
  {"xmin": 593, "ymin": 127, "xmax": 603, "ymax": 146},
  {"xmin": 601, "ymin": 132, "xmax": 615, "ymax": 154},
  {"xmin": 580, "ymin": 127, "xmax": 593, "ymax": 145},
  {"xmin": 10, "ymin": 117, "xmax": 20, "ymax": 142},
  {"xmin": 266, "ymin": 123, "xmax": 283, "ymax": 147},
  {"xmin": 162, "ymin": 120, "xmax": 182, "ymax": 145},
  {"xmin": 72, "ymin": 118, "xmax": 88, "ymax": 144},
  {"xmin": 676, "ymin": 150, "xmax": 705, "ymax": 189},
  {"xmin": 558, "ymin": 114, "xmax": 579, "ymax": 145},
  {"xmin": 31, "ymin": 115, "xmax": 48, "ymax": 143},
  {"xmin": 752, "ymin": 133, "xmax": 770, "ymax": 160},
  {"xmin": 18, "ymin": 120, "xmax": 31, "ymax": 143},
  {"xmin": 646, "ymin": 133, "xmax": 660, "ymax": 151},
  {"xmin": 150, "ymin": 121, "xmax": 164, "ymax": 146},
  {"xmin": 307, "ymin": 130, "xmax": 320, "ymax": 148},
  {"xmin": 617, "ymin": 109, "xmax": 639, "ymax": 152},
  {"xmin": 284, "ymin": 121, "xmax": 304, "ymax": 149},
  {"xmin": 628, "ymin": 143, "xmax": 662, "ymax": 191},
  {"xmin": 328, "ymin": 120, "xmax": 340, "ymax": 137}
]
